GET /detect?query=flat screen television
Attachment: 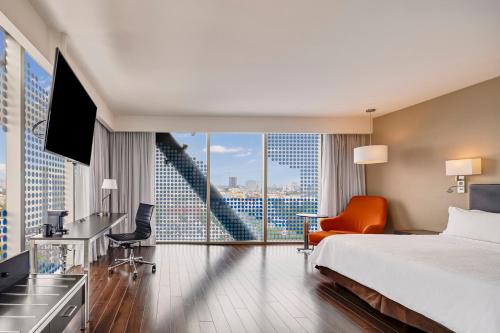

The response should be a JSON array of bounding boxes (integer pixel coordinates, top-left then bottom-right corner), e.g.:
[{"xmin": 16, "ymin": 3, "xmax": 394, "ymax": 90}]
[{"xmin": 44, "ymin": 48, "xmax": 97, "ymax": 165}]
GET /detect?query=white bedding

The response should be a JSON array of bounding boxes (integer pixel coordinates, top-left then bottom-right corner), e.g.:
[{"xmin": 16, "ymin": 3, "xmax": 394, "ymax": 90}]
[{"xmin": 310, "ymin": 234, "xmax": 500, "ymax": 333}]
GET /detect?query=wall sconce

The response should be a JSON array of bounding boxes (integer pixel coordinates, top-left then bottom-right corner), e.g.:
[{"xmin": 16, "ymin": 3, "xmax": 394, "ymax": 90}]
[{"xmin": 445, "ymin": 158, "xmax": 482, "ymax": 193}]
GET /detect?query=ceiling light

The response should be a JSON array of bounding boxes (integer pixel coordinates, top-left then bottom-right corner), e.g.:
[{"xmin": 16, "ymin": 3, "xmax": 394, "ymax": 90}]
[{"xmin": 354, "ymin": 109, "xmax": 388, "ymax": 164}]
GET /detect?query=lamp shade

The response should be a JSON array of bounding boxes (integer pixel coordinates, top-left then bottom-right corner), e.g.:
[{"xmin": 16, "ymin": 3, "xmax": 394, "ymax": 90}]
[
  {"xmin": 354, "ymin": 145, "xmax": 388, "ymax": 164},
  {"xmin": 101, "ymin": 179, "xmax": 118, "ymax": 190},
  {"xmin": 445, "ymin": 158, "xmax": 481, "ymax": 176}
]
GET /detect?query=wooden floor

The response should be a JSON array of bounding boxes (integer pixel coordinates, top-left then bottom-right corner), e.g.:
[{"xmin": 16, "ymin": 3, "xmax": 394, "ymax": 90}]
[{"xmin": 66, "ymin": 245, "xmax": 423, "ymax": 333}]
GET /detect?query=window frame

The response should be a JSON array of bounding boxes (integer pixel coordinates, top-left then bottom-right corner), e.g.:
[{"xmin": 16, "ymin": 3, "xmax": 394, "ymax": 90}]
[{"xmin": 155, "ymin": 132, "xmax": 321, "ymax": 244}]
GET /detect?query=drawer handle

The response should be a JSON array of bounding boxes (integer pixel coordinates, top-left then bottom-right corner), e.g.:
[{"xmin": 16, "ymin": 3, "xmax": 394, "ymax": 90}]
[{"xmin": 61, "ymin": 305, "xmax": 78, "ymax": 318}]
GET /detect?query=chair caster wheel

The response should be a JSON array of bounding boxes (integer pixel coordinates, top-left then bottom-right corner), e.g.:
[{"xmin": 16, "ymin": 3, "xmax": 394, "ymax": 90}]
[
  {"xmin": 133, "ymin": 272, "xmax": 138, "ymax": 280},
  {"xmin": 152, "ymin": 265, "xmax": 156, "ymax": 273},
  {"xmin": 108, "ymin": 268, "xmax": 113, "ymax": 274}
]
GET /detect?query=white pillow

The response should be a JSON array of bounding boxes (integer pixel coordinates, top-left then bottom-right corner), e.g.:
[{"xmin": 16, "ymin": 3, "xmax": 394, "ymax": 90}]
[{"xmin": 442, "ymin": 207, "xmax": 500, "ymax": 243}]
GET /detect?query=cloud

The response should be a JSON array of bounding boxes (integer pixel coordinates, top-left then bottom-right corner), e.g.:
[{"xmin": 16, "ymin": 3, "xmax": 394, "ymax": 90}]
[
  {"xmin": 235, "ymin": 151, "xmax": 252, "ymax": 157},
  {"xmin": 205, "ymin": 145, "xmax": 244, "ymax": 154}
]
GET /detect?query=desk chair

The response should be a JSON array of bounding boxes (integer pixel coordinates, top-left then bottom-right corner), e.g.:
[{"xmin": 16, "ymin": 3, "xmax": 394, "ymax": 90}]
[{"xmin": 106, "ymin": 203, "xmax": 156, "ymax": 279}]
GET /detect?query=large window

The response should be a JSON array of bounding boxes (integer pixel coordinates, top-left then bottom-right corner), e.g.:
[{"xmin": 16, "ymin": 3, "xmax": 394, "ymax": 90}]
[
  {"xmin": 155, "ymin": 133, "xmax": 319, "ymax": 243},
  {"xmin": 267, "ymin": 134, "xmax": 319, "ymax": 241},
  {"xmin": 24, "ymin": 53, "xmax": 66, "ymax": 271},
  {"xmin": 210, "ymin": 134, "xmax": 263, "ymax": 241},
  {"xmin": 155, "ymin": 133, "xmax": 207, "ymax": 241}
]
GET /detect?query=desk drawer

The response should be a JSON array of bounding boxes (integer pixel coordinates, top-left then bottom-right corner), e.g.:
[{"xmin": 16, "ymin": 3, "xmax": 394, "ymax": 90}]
[{"xmin": 49, "ymin": 287, "xmax": 83, "ymax": 333}]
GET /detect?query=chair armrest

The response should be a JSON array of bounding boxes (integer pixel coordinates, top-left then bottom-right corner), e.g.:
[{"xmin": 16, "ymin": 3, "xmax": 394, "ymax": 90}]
[
  {"xmin": 320, "ymin": 216, "xmax": 346, "ymax": 231},
  {"xmin": 362, "ymin": 224, "xmax": 385, "ymax": 234}
]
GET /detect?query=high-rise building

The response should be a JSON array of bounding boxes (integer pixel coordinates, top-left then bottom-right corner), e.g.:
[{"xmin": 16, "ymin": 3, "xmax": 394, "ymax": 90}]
[
  {"xmin": 246, "ymin": 180, "xmax": 259, "ymax": 192},
  {"xmin": 229, "ymin": 176, "xmax": 237, "ymax": 188}
]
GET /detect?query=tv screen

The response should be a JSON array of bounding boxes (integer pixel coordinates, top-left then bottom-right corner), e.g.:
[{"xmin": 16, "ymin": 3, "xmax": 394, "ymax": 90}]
[{"xmin": 44, "ymin": 48, "xmax": 97, "ymax": 165}]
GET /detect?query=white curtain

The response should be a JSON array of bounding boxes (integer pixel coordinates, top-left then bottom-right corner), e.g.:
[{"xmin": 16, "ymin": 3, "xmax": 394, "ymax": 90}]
[
  {"xmin": 72, "ymin": 163, "xmax": 91, "ymax": 265},
  {"xmin": 89, "ymin": 121, "xmax": 111, "ymax": 259},
  {"xmin": 319, "ymin": 134, "xmax": 367, "ymax": 217},
  {"xmin": 110, "ymin": 132, "xmax": 156, "ymax": 245},
  {"xmin": 74, "ymin": 165, "xmax": 91, "ymax": 219},
  {"xmin": 90, "ymin": 121, "xmax": 110, "ymax": 213}
]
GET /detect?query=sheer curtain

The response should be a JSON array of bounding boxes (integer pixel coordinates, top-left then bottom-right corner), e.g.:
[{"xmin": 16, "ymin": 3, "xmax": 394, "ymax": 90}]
[
  {"xmin": 110, "ymin": 132, "xmax": 156, "ymax": 245},
  {"xmin": 73, "ymin": 121, "xmax": 110, "ymax": 264},
  {"xmin": 89, "ymin": 121, "xmax": 111, "ymax": 259},
  {"xmin": 319, "ymin": 134, "xmax": 368, "ymax": 217},
  {"xmin": 90, "ymin": 121, "xmax": 110, "ymax": 214},
  {"xmin": 70, "ymin": 163, "xmax": 91, "ymax": 266},
  {"xmin": 74, "ymin": 164, "xmax": 91, "ymax": 219}
]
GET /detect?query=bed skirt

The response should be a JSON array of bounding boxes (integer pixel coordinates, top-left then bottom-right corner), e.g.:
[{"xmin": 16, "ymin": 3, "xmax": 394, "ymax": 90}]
[{"xmin": 317, "ymin": 266, "xmax": 453, "ymax": 333}]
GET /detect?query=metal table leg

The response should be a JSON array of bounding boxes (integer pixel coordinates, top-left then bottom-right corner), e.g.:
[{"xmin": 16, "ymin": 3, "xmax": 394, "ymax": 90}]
[
  {"xmin": 81, "ymin": 276, "xmax": 88, "ymax": 330},
  {"xmin": 83, "ymin": 240, "xmax": 90, "ymax": 325},
  {"xmin": 297, "ymin": 216, "xmax": 312, "ymax": 253},
  {"xmin": 29, "ymin": 240, "xmax": 37, "ymax": 273}
]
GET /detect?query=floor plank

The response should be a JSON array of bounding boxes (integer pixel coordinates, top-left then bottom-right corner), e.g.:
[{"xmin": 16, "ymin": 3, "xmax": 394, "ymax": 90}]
[{"xmin": 68, "ymin": 244, "xmax": 423, "ymax": 333}]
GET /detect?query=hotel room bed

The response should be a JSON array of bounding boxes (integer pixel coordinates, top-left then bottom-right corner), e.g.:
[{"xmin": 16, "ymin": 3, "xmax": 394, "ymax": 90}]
[
  {"xmin": 310, "ymin": 185, "xmax": 500, "ymax": 333},
  {"xmin": 311, "ymin": 234, "xmax": 500, "ymax": 333}
]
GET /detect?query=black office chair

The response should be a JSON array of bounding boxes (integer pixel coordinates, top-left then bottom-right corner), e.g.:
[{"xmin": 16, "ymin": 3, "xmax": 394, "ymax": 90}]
[{"xmin": 106, "ymin": 203, "xmax": 156, "ymax": 279}]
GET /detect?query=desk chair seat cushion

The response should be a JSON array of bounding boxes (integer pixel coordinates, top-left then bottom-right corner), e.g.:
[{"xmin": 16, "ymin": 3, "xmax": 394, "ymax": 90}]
[{"xmin": 106, "ymin": 232, "xmax": 148, "ymax": 243}]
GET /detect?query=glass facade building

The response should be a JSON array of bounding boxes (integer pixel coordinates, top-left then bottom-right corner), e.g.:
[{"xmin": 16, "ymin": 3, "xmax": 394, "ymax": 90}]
[{"xmin": 24, "ymin": 53, "xmax": 65, "ymax": 272}]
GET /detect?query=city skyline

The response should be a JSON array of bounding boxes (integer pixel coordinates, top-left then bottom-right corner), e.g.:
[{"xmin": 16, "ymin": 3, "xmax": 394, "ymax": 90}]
[{"xmin": 172, "ymin": 133, "xmax": 305, "ymax": 187}]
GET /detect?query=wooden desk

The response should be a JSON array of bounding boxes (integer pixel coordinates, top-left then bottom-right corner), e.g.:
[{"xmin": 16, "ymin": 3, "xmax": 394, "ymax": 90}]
[{"xmin": 28, "ymin": 213, "xmax": 127, "ymax": 323}]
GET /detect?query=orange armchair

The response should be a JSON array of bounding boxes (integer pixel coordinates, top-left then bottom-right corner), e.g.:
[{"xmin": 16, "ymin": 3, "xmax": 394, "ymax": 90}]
[{"xmin": 309, "ymin": 196, "xmax": 388, "ymax": 246}]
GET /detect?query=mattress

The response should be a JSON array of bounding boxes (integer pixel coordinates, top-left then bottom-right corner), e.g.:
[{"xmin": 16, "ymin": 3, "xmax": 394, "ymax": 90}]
[{"xmin": 310, "ymin": 234, "xmax": 500, "ymax": 333}]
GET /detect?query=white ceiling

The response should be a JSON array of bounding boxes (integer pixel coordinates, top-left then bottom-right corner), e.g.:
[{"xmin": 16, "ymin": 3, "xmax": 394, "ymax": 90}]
[{"xmin": 30, "ymin": 0, "xmax": 500, "ymax": 117}]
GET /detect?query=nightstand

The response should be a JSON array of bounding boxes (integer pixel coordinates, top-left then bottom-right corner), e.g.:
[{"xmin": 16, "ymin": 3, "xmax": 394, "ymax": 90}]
[{"xmin": 394, "ymin": 229, "xmax": 440, "ymax": 235}]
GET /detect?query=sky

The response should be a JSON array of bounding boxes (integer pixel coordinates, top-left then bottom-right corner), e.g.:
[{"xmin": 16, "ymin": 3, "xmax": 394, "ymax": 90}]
[{"xmin": 173, "ymin": 133, "xmax": 299, "ymax": 187}]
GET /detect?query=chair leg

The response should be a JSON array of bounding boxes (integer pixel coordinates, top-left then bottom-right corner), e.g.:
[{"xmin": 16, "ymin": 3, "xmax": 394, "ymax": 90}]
[
  {"xmin": 113, "ymin": 258, "xmax": 127, "ymax": 263},
  {"xmin": 134, "ymin": 259, "xmax": 155, "ymax": 266},
  {"xmin": 108, "ymin": 245, "xmax": 154, "ymax": 277},
  {"xmin": 108, "ymin": 260, "xmax": 128, "ymax": 271},
  {"xmin": 131, "ymin": 259, "xmax": 138, "ymax": 279},
  {"xmin": 129, "ymin": 248, "xmax": 135, "ymax": 260}
]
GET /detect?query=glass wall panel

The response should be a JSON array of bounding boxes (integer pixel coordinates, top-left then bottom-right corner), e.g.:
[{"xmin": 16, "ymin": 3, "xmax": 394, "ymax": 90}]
[
  {"xmin": 0, "ymin": 29, "xmax": 7, "ymax": 259},
  {"xmin": 155, "ymin": 133, "xmax": 207, "ymax": 241},
  {"xmin": 154, "ymin": 132, "xmax": 319, "ymax": 243},
  {"xmin": 267, "ymin": 134, "xmax": 319, "ymax": 241},
  {"xmin": 210, "ymin": 134, "xmax": 263, "ymax": 241},
  {"xmin": 24, "ymin": 53, "xmax": 65, "ymax": 272}
]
